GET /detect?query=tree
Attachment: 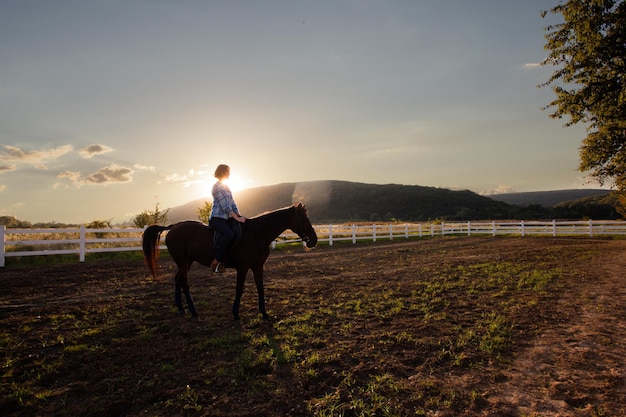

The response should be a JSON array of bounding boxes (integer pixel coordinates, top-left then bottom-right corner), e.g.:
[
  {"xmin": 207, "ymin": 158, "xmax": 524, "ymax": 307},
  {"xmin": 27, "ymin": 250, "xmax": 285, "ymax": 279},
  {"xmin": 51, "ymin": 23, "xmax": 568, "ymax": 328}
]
[
  {"xmin": 0, "ymin": 216, "xmax": 31, "ymax": 228},
  {"xmin": 85, "ymin": 219, "xmax": 112, "ymax": 229},
  {"xmin": 85, "ymin": 219, "xmax": 113, "ymax": 238},
  {"xmin": 197, "ymin": 201, "xmax": 212, "ymax": 224},
  {"xmin": 541, "ymin": 0, "xmax": 626, "ymax": 212},
  {"xmin": 133, "ymin": 203, "xmax": 170, "ymax": 228}
]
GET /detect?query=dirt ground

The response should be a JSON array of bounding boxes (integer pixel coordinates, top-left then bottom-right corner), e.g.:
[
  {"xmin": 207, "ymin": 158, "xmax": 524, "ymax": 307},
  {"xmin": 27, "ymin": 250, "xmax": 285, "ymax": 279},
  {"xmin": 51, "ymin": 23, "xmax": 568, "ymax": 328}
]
[{"xmin": 1, "ymin": 237, "xmax": 625, "ymax": 416}]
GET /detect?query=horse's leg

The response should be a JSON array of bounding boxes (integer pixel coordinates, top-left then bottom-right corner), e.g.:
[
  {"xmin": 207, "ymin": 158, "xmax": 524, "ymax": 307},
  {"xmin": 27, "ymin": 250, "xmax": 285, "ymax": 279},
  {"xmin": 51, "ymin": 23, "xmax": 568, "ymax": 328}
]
[
  {"xmin": 252, "ymin": 265, "xmax": 268, "ymax": 320},
  {"xmin": 174, "ymin": 271, "xmax": 184, "ymax": 314},
  {"xmin": 182, "ymin": 287, "xmax": 197, "ymax": 318},
  {"xmin": 232, "ymin": 268, "xmax": 247, "ymax": 320},
  {"xmin": 176, "ymin": 262, "xmax": 198, "ymax": 318}
]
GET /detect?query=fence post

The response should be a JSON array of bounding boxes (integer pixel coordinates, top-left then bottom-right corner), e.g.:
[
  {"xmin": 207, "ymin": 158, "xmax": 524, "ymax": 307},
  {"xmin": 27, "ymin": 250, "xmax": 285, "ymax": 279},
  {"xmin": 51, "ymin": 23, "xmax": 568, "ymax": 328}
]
[
  {"xmin": 467, "ymin": 221, "xmax": 471, "ymax": 236},
  {"xmin": 328, "ymin": 224, "xmax": 333, "ymax": 246},
  {"xmin": 521, "ymin": 220, "xmax": 525, "ymax": 237},
  {"xmin": 492, "ymin": 221, "xmax": 496, "ymax": 237},
  {"xmin": 372, "ymin": 224, "xmax": 377, "ymax": 242},
  {"xmin": 552, "ymin": 219, "xmax": 556, "ymax": 237},
  {"xmin": 441, "ymin": 222, "xmax": 445, "ymax": 236},
  {"xmin": 430, "ymin": 223, "xmax": 435, "ymax": 237},
  {"xmin": 79, "ymin": 225, "xmax": 86, "ymax": 262},
  {"xmin": 0, "ymin": 226, "xmax": 5, "ymax": 267},
  {"xmin": 389, "ymin": 224, "xmax": 393, "ymax": 241},
  {"xmin": 352, "ymin": 224, "xmax": 356, "ymax": 244},
  {"xmin": 589, "ymin": 219, "xmax": 593, "ymax": 237},
  {"xmin": 404, "ymin": 223, "xmax": 409, "ymax": 239}
]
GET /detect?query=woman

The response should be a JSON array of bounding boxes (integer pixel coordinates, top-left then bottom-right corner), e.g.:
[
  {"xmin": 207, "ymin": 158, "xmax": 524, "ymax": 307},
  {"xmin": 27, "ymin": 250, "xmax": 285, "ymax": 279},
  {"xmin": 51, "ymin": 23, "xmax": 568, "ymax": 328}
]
[{"xmin": 209, "ymin": 164, "xmax": 246, "ymax": 273}]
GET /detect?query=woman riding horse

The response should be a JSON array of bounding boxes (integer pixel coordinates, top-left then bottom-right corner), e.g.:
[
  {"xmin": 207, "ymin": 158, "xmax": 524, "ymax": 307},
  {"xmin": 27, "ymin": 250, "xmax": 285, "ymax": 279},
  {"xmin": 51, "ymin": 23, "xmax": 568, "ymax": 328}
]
[
  {"xmin": 142, "ymin": 203, "xmax": 317, "ymax": 320},
  {"xmin": 208, "ymin": 164, "xmax": 246, "ymax": 273}
]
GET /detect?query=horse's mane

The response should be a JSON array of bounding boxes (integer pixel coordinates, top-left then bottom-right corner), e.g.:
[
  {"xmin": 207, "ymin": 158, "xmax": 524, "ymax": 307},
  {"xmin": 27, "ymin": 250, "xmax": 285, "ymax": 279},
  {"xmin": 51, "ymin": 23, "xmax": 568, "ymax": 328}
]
[
  {"xmin": 249, "ymin": 204, "xmax": 295, "ymax": 220},
  {"xmin": 244, "ymin": 204, "xmax": 302, "ymax": 231}
]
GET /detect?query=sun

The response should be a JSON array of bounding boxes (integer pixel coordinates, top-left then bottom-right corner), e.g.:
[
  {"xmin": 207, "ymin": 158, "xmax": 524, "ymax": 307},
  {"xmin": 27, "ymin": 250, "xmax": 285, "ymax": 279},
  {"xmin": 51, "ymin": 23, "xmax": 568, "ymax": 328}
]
[
  {"xmin": 224, "ymin": 174, "xmax": 251, "ymax": 193},
  {"xmin": 194, "ymin": 170, "xmax": 253, "ymax": 200}
]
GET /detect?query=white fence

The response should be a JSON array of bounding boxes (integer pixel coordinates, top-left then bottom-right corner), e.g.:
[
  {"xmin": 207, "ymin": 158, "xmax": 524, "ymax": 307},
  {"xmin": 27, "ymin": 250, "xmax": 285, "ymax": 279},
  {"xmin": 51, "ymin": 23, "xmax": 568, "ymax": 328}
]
[{"xmin": 2, "ymin": 220, "xmax": 626, "ymax": 267}]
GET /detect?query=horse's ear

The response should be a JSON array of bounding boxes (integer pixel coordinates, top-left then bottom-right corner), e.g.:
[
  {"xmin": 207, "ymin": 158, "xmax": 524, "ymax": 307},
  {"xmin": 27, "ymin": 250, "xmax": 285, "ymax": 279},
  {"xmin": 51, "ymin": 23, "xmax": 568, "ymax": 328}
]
[{"xmin": 297, "ymin": 202, "xmax": 304, "ymax": 208}]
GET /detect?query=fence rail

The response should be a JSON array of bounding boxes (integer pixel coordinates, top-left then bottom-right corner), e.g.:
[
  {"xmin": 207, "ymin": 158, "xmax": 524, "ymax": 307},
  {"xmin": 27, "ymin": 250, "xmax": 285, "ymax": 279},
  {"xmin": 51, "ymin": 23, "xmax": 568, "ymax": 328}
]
[{"xmin": 2, "ymin": 220, "xmax": 626, "ymax": 267}]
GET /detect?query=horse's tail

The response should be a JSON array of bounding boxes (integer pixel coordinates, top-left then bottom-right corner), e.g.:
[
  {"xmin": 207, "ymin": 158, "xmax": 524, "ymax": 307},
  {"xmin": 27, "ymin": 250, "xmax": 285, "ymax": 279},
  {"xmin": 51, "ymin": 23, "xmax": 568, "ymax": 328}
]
[{"xmin": 142, "ymin": 224, "xmax": 173, "ymax": 278}]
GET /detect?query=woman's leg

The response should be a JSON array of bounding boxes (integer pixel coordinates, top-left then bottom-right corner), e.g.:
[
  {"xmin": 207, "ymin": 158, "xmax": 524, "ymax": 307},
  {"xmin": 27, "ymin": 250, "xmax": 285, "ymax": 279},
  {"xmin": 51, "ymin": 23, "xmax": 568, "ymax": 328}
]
[
  {"xmin": 209, "ymin": 218, "xmax": 233, "ymax": 273},
  {"xmin": 229, "ymin": 220, "xmax": 242, "ymax": 244},
  {"xmin": 209, "ymin": 217, "xmax": 234, "ymax": 262}
]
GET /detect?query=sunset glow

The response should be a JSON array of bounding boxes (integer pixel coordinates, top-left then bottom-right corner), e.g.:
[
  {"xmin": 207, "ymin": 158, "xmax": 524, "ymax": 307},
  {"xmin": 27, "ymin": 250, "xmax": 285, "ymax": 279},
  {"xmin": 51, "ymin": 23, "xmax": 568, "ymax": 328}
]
[
  {"xmin": 224, "ymin": 175, "xmax": 252, "ymax": 193},
  {"xmin": 196, "ymin": 173, "xmax": 252, "ymax": 201}
]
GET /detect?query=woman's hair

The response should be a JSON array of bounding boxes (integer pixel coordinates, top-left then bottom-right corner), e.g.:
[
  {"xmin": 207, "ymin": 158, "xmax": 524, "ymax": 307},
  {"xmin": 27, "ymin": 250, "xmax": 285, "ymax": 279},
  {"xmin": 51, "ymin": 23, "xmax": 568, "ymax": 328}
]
[{"xmin": 214, "ymin": 164, "xmax": 230, "ymax": 179}]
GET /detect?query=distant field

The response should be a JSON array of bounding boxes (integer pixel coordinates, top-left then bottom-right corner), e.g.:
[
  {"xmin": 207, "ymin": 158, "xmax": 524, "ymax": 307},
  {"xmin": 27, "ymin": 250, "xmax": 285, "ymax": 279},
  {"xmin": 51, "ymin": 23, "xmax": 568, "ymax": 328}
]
[{"xmin": 1, "ymin": 237, "xmax": 625, "ymax": 416}]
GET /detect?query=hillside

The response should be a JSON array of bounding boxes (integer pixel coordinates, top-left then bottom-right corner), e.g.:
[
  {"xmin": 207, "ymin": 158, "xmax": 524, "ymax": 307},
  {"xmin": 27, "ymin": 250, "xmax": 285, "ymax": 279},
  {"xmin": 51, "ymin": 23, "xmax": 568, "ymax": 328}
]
[
  {"xmin": 552, "ymin": 192, "xmax": 621, "ymax": 219},
  {"xmin": 168, "ymin": 180, "xmax": 515, "ymax": 223},
  {"xmin": 489, "ymin": 189, "xmax": 610, "ymax": 207},
  {"xmin": 167, "ymin": 181, "xmax": 622, "ymax": 223}
]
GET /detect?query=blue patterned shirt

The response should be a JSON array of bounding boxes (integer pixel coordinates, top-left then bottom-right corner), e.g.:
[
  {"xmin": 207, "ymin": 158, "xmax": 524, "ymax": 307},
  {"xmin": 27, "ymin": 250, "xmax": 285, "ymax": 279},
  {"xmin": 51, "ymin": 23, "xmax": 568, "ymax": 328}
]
[{"xmin": 210, "ymin": 181, "xmax": 239, "ymax": 220}]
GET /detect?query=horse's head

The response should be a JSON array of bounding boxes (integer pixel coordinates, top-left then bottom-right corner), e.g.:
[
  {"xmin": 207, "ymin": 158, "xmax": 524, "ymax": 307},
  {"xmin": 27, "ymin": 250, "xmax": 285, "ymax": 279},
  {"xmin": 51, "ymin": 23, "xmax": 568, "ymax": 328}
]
[{"xmin": 292, "ymin": 202, "xmax": 317, "ymax": 249}]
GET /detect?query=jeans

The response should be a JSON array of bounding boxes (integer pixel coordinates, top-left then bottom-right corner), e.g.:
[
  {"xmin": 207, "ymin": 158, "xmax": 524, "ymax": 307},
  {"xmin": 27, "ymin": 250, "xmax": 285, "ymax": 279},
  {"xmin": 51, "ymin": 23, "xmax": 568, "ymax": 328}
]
[{"xmin": 209, "ymin": 217, "xmax": 240, "ymax": 262}]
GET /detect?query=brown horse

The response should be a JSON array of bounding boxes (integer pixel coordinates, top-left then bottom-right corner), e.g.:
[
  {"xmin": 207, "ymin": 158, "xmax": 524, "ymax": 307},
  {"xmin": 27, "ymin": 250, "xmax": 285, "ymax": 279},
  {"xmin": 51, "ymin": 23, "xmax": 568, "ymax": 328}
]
[{"xmin": 142, "ymin": 203, "xmax": 317, "ymax": 320}]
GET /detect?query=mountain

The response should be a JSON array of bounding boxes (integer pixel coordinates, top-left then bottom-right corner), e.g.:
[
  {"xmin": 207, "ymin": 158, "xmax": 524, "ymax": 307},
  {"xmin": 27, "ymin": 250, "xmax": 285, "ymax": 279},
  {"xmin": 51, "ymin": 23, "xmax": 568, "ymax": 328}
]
[
  {"xmin": 167, "ymin": 181, "xmax": 620, "ymax": 224},
  {"xmin": 168, "ymin": 180, "xmax": 515, "ymax": 223},
  {"xmin": 488, "ymin": 189, "xmax": 610, "ymax": 207}
]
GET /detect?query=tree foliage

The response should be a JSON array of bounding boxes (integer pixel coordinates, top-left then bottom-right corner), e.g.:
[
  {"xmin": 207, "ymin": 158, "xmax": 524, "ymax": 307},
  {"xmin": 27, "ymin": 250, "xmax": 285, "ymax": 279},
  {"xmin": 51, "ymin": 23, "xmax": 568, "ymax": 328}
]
[
  {"xmin": 196, "ymin": 201, "xmax": 212, "ymax": 224},
  {"xmin": 85, "ymin": 219, "xmax": 113, "ymax": 238},
  {"xmin": 85, "ymin": 219, "xmax": 112, "ymax": 229},
  {"xmin": 0, "ymin": 216, "xmax": 31, "ymax": 228},
  {"xmin": 541, "ymin": 0, "xmax": 626, "ymax": 202},
  {"xmin": 133, "ymin": 203, "xmax": 169, "ymax": 228}
]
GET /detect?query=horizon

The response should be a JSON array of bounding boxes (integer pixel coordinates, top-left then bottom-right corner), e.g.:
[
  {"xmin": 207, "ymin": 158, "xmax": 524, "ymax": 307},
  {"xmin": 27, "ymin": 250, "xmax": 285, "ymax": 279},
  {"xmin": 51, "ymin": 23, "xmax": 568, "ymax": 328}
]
[
  {"xmin": 0, "ymin": 2, "xmax": 607, "ymax": 224},
  {"xmin": 1, "ymin": 180, "xmax": 611, "ymax": 225}
]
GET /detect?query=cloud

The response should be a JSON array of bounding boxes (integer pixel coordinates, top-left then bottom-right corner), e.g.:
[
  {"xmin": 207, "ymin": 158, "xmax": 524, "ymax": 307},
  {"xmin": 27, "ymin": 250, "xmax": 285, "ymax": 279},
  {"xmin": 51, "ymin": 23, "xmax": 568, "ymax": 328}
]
[
  {"xmin": 0, "ymin": 164, "xmax": 16, "ymax": 173},
  {"xmin": 134, "ymin": 163, "xmax": 156, "ymax": 172},
  {"xmin": 57, "ymin": 164, "xmax": 134, "ymax": 187},
  {"xmin": 163, "ymin": 169, "xmax": 205, "ymax": 187},
  {"xmin": 0, "ymin": 144, "xmax": 73, "ymax": 165},
  {"xmin": 57, "ymin": 171, "xmax": 82, "ymax": 187},
  {"xmin": 164, "ymin": 173, "xmax": 189, "ymax": 183},
  {"xmin": 80, "ymin": 144, "xmax": 113, "ymax": 158},
  {"xmin": 85, "ymin": 165, "xmax": 133, "ymax": 184},
  {"xmin": 480, "ymin": 184, "xmax": 515, "ymax": 195},
  {"xmin": 524, "ymin": 62, "xmax": 542, "ymax": 68}
]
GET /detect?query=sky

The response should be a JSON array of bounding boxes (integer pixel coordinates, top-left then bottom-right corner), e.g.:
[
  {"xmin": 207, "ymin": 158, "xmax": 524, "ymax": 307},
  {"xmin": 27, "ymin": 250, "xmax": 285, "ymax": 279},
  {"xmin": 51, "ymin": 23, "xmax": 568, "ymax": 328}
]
[{"xmin": 0, "ymin": 1, "xmax": 601, "ymax": 224}]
